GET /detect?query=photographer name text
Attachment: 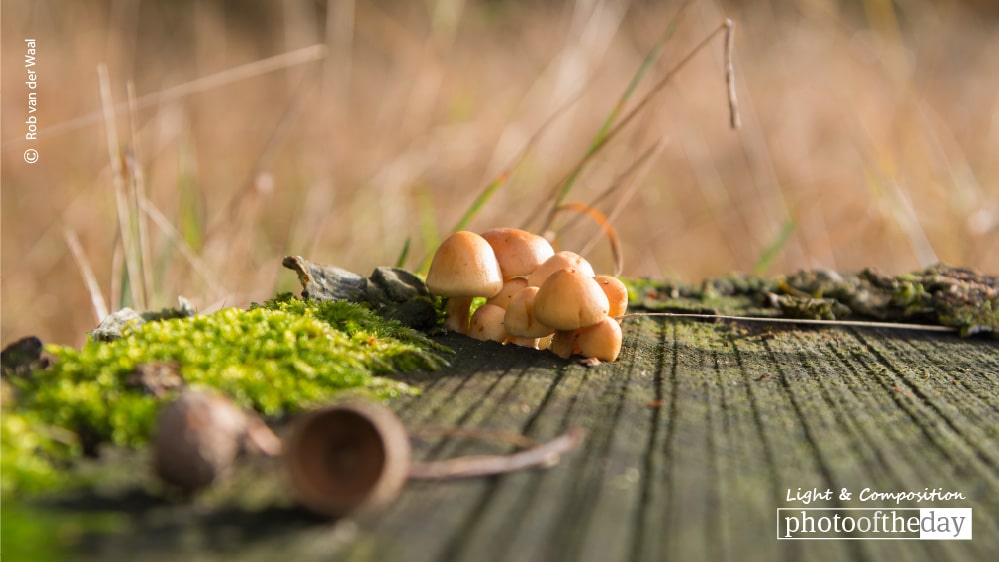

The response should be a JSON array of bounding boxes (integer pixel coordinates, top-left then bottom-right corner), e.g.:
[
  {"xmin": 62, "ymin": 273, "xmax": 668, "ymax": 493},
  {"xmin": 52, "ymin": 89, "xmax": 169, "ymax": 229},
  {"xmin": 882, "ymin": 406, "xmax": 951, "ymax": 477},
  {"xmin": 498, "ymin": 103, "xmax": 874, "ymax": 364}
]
[{"xmin": 24, "ymin": 38, "xmax": 39, "ymax": 163}]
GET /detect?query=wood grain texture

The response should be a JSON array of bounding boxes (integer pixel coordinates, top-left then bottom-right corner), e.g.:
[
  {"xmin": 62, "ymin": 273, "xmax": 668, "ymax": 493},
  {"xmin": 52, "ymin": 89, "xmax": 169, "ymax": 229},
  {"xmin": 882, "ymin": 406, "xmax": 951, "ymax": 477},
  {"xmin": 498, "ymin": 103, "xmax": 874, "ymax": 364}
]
[
  {"xmin": 334, "ymin": 319, "xmax": 998, "ymax": 562},
  {"xmin": 55, "ymin": 318, "xmax": 998, "ymax": 561}
]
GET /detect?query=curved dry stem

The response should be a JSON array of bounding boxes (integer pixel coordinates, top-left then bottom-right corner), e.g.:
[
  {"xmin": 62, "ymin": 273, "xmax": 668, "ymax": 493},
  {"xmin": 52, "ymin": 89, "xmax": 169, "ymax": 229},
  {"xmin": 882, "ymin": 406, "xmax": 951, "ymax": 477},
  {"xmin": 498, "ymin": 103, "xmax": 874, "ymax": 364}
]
[
  {"xmin": 551, "ymin": 203, "xmax": 624, "ymax": 276},
  {"xmin": 407, "ymin": 427, "xmax": 585, "ymax": 480}
]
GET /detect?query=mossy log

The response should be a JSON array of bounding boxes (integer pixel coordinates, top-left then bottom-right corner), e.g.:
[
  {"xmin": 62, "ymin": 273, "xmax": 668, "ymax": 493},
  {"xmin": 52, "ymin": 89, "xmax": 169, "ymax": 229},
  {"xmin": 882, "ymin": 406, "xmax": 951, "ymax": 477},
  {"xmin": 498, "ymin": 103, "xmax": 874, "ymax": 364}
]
[{"xmin": 17, "ymin": 316, "xmax": 998, "ymax": 562}]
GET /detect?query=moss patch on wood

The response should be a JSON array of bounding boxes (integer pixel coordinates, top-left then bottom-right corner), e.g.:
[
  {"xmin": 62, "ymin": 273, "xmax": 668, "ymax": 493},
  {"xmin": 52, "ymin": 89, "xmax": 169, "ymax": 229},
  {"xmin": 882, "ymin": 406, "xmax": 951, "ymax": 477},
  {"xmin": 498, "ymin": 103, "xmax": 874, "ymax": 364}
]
[
  {"xmin": 1, "ymin": 294, "xmax": 453, "ymax": 497},
  {"xmin": 626, "ymin": 264, "xmax": 998, "ymax": 337}
]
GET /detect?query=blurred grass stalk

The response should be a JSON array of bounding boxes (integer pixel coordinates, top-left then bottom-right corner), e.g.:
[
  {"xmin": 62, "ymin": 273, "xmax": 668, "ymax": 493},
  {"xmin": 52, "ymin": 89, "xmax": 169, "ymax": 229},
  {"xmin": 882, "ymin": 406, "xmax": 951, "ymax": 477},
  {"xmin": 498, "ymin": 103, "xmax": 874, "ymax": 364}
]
[
  {"xmin": 2, "ymin": 0, "xmax": 997, "ymax": 347},
  {"xmin": 98, "ymin": 63, "xmax": 147, "ymax": 313},
  {"xmin": 68, "ymin": 45, "xmax": 331, "ymax": 322},
  {"xmin": 434, "ymin": 2, "xmax": 737, "ymax": 276}
]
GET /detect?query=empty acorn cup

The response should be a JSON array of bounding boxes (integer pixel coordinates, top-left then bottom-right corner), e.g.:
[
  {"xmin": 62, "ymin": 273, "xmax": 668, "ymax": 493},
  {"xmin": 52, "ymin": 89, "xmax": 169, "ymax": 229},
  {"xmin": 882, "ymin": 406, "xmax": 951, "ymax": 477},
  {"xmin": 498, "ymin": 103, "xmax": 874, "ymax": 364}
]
[
  {"xmin": 285, "ymin": 400, "xmax": 584, "ymax": 517},
  {"xmin": 285, "ymin": 400, "xmax": 412, "ymax": 517}
]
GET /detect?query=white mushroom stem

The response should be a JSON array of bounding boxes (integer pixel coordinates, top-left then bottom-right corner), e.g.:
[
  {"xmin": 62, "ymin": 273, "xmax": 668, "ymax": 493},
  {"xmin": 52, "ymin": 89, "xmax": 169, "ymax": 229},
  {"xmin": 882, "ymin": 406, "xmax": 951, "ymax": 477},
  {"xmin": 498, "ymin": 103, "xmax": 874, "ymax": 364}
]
[
  {"xmin": 445, "ymin": 296, "xmax": 475, "ymax": 334},
  {"xmin": 538, "ymin": 334, "xmax": 554, "ymax": 350},
  {"xmin": 506, "ymin": 335, "xmax": 542, "ymax": 349}
]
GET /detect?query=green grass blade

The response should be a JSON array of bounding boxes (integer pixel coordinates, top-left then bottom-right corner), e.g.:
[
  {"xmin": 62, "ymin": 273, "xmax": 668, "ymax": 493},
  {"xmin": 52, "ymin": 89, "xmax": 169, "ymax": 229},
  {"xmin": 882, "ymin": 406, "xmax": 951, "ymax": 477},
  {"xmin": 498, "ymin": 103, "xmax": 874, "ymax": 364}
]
[
  {"xmin": 394, "ymin": 237, "xmax": 411, "ymax": 269},
  {"xmin": 415, "ymin": 188, "xmax": 442, "ymax": 274},
  {"xmin": 753, "ymin": 218, "xmax": 796, "ymax": 276},
  {"xmin": 537, "ymin": 1, "xmax": 695, "ymax": 231},
  {"xmin": 450, "ymin": 171, "xmax": 507, "ymax": 234}
]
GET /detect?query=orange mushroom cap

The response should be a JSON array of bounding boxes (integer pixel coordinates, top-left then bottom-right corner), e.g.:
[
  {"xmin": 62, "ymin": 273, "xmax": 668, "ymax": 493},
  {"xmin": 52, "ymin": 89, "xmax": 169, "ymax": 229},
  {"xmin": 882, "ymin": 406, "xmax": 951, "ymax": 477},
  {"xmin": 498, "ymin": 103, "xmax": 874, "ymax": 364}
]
[
  {"xmin": 486, "ymin": 277, "xmax": 529, "ymax": 310},
  {"xmin": 577, "ymin": 317, "xmax": 623, "ymax": 362},
  {"xmin": 426, "ymin": 231, "xmax": 503, "ymax": 298},
  {"xmin": 504, "ymin": 286, "xmax": 555, "ymax": 339},
  {"xmin": 481, "ymin": 228, "xmax": 555, "ymax": 279},
  {"xmin": 469, "ymin": 304, "xmax": 508, "ymax": 343},
  {"xmin": 526, "ymin": 251, "xmax": 595, "ymax": 287},
  {"xmin": 533, "ymin": 268, "xmax": 609, "ymax": 331},
  {"xmin": 594, "ymin": 275, "xmax": 629, "ymax": 319}
]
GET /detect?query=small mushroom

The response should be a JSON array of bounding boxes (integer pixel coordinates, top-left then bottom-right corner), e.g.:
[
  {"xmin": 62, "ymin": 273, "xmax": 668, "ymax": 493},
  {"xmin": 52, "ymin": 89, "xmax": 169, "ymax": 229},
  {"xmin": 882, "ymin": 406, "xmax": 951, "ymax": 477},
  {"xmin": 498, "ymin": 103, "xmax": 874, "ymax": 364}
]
[
  {"xmin": 153, "ymin": 389, "xmax": 281, "ymax": 492},
  {"xmin": 468, "ymin": 304, "xmax": 509, "ymax": 343},
  {"xmin": 576, "ymin": 316, "xmax": 623, "ymax": 362},
  {"xmin": 285, "ymin": 401, "xmax": 411, "ymax": 517},
  {"xmin": 526, "ymin": 251, "xmax": 595, "ymax": 287},
  {"xmin": 480, "ymin": 227, "xmax": 555, "ymax": 279},
  {"xmin": 503, "ymin": 286, "xmax": 554, "ymax": 348},
  {"xmin": 485, "ymin": 277, "xmax": 529, "ymax": 309},
  {"xmin": 425, "ymin": 231, "xmax": 504, "ymax": 334},
  {"xmin": 533, "ymin": 268, "xmax": 609, "ymax": 331},
  {"xmin": 594, "ymin": 275, "xmax": 629, "ymax": 320}
]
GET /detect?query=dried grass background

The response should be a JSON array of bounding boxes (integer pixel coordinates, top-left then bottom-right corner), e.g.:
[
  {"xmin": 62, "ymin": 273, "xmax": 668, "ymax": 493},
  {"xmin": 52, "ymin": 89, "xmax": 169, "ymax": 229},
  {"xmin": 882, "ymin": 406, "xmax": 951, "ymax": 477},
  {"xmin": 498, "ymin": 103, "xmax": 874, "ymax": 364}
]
[{"xmin": 2, "ymin": 0, "xmax": 998, "ymax": 347}]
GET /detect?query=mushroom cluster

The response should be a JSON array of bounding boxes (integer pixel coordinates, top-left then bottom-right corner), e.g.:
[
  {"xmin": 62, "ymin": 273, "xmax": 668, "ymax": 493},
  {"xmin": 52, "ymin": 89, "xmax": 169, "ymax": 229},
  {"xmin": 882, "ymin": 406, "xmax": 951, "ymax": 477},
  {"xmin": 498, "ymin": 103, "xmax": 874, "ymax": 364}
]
[{"xmin": 426, "ymin": 228, "xmax": 628, "ymax": 362}]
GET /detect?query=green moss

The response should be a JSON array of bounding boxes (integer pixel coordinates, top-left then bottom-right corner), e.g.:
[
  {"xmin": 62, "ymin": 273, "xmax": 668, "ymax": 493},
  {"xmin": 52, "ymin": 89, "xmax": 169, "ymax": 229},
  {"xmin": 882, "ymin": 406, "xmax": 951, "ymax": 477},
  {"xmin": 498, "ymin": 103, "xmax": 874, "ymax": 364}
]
[
  {"xmin": 1, "ymin": 412, "xmax": 80, "ymax": 496},
  {"xmin": 624, "ymin": 265, "xmax": 998, "ymax": 336},
  {"xmin": 2, "ymin": 294, "xmax": 452, "ymax": 497}
]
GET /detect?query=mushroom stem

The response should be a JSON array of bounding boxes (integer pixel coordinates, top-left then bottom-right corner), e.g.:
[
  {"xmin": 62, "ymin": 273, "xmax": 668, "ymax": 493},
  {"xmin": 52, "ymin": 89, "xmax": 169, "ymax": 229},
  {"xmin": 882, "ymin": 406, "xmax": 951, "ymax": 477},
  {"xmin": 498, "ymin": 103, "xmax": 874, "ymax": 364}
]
[
  {"xmin": 506, "ymin": 335, "xmax": 541, "ymax": 349},
  {"xmin": 444, "ymin": 296, "xmax": 474, "ymax": 334},
  {"xmin": 550, "ymin": 329, "xmax": 579, "ymax": 359}
]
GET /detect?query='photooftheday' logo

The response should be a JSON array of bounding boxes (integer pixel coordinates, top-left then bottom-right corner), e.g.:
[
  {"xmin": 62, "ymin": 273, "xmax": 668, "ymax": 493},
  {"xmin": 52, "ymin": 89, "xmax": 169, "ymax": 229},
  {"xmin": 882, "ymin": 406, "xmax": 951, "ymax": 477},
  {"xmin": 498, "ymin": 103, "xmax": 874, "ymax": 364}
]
[{"xmin": 777, "ymin": 508, "xmax": 972, "ymax": 540}]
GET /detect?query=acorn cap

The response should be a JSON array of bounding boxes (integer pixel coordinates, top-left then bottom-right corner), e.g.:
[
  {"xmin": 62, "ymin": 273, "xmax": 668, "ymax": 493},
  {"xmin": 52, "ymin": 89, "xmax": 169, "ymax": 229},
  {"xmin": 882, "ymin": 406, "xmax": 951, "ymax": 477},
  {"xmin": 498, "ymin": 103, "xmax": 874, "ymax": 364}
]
[
  {"xmin": 285, "ymin": 401, "xmax": 411, "ymax": 517},
  {"xmin": 534, "ymin": 268, "xmax": 609, "ymax": 330},
  {"xmin": 426, "ymin": 231, "xmax": 503, "ymax": 298},
  {"xmin": 480, "ymin": 228, "xmax": 555, "ymax": 279},
  {"xmin": 526, "ymin": 251, "xmax": 595, "ymax": 287},
  {"xmin": 503, "ymin": 286, "xmax": 554, "ymax": 339}
]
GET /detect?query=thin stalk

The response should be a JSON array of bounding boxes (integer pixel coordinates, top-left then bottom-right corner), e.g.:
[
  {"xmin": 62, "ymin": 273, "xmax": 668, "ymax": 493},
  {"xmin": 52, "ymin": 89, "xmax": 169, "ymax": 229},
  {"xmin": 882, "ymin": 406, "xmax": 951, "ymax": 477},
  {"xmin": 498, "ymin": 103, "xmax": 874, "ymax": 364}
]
[
  {"xmin": 408, "ymin": 427, "xmax": 585, "ymax": 480},
  {"xmin": 127, "ymin": 81, "xmax": 154, "ymax": 307},
  {"xmin": 551, "ymin": 203, "xmax": 624, "ymax": 276},
  {"xmin": 63, "ymin": 228, "xmax": 109, "ymax": 323},
  {"xmin": 33, "ymin": 45, "xmax": 327, "ymax": 143},
  {"xmin": 139, "ymin": 195, "xmax": 226, "ymax": 298},
  {"xmin": 522, "ymin": 0, "xmax": 696, "ymax": 231},
  {"xmin": 536, "ymin": 20, "xmax": 736, "ymax": 234},
  {"xmin": 616, "ymin": 312, "xmax": 957, "ymax": 333},
  {"xmin": 414, "ymin": 81, "xmax": 592, "ymax": 273},
  {"xmin": 561, "ymin": 136, "xmax": 667, "ymax": 261},
  {"xmin": 98, "ymin": 63, "xmax": 144, "ymax": 310},
  {"xmin": 724, "ymin": 19, "xmax": 741, "ymax": 129}
]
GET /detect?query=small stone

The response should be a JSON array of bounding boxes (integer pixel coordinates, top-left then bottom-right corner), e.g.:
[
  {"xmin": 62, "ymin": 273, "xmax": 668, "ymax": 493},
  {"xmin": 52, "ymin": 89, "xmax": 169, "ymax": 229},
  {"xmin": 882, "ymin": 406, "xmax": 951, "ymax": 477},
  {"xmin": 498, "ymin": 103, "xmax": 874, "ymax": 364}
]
[{"xmin": 1, "ymin": 335, "xmax": 52, "ymax": 379}]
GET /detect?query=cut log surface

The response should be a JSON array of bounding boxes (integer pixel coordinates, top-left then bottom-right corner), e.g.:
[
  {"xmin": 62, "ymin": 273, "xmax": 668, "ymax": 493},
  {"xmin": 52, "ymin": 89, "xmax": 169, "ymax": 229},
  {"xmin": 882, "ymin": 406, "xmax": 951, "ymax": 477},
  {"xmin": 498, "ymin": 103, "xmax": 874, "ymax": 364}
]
[
  {"xmin": 349, "ymin": 321, "xmax": 998, "ymax": 562},
  {"xmin": 55, "ymin": 317, "xmax": 999, "ymax": 561}
]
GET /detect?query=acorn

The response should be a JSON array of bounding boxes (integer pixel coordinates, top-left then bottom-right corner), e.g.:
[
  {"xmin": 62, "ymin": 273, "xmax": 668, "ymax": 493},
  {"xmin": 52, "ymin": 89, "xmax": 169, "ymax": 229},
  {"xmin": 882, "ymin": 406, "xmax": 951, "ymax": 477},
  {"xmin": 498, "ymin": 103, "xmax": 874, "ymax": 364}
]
[{"xmin": 152, "ymin": 389, "xmax": 281, "ymax": 492}]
